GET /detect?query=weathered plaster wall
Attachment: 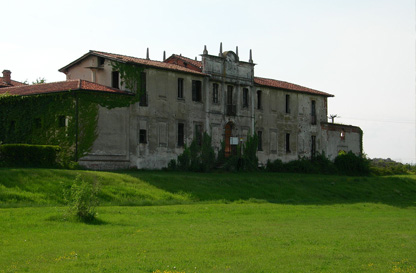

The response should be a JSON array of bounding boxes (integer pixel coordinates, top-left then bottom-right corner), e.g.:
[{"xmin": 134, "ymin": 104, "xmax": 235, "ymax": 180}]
[
  {"xmin": 321, "ymin": 123, "xmax": 362, "ymax": 160},
  {"xmin": 66, "ymin": 51, "xmax": 361, "ymax": 170}
]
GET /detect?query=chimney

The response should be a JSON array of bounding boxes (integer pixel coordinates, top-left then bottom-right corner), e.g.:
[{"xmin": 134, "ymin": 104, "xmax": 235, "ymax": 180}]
[{"xmin": 2, "ymin": 70, "xmax": 11, "ymax": 85}]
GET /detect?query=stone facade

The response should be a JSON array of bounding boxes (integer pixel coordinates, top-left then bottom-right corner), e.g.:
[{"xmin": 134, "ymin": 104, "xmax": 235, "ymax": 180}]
[{"xmin": 59, "ymin": 46, "xmax": 362, "ymax": 170}]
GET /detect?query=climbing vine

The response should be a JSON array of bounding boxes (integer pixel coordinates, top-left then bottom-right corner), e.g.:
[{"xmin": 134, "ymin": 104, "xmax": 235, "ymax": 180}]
[
  {"xmin": 111, "ymin": 62, "xmax": 145, "ymax": 96},
  {"xmin": 0, "ymin": 62, "xmax": 145, "ymax": 166}
]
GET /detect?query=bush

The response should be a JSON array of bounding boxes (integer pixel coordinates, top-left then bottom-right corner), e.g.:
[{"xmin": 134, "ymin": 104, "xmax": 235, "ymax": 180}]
[
  {"xmin": 266, "ymin": 159, "xmax": 284, "ymax": 172},
  {"xmin": 334, "ymin": 151, "xmax": 370, "ymax": 176},
  {"xmin": 0, "ymin": 144, "xmax": 60, "ymax": 168},
  {"xmin": 64, "ymin": 174, "xmax": 100, "ymax": 222}
]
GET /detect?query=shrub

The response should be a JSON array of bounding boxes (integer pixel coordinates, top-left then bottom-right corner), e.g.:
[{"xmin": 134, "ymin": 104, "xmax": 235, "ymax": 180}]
[
  {"xmin": 334, "ymin": 151, "xmax": 370, "ymax": 176},
  {"xmin": 0, "ymin": 144, "xmax": 60, "ymax": 168},
  {"xmin": 200, "ymin": 133, "xmax": 216, "ymax": 172},
  {"xmin": 177, "ymin": 145, "xmax": 191, "ymax": 170},
  {"xmin": 266, "ymin": 159, "xmax": 284, "ymax": 172},
  {"xmin": 64, "ymin": 174, "xmax": 100, "ymax": 222}
]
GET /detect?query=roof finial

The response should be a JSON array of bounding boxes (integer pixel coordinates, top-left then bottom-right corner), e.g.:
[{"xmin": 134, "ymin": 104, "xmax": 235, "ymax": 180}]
[
  {"xmin": 146, "ymin": 48, "xmax": 150, "ymax": 60},
  {"xmin": 249, "ymin": 49, "xmax": 253, "ymax": 63},
  {"xmin": 203, "ymin": 45, "xmax": 208, "ymax": 55},
  {"xmin": 163, "ymin": 51, "xmax": 166, "ymax": 61},
  {"xmin": 236, "ymin": 46, "xmax": 239, "ymax": 56},
  {"xmin": 219, "ymin": 42, "xmax": 223, "ymax": 57}
]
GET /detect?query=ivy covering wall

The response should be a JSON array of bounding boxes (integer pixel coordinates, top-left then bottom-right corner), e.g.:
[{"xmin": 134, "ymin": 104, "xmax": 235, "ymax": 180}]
[{"xmin": 0, "ymin": 63, "xmax": 144, "ymax": 165}]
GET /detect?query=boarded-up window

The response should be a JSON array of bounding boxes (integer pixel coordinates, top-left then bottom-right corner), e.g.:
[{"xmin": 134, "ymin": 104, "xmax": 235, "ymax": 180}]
[
  {"xmin": 159, "ymin": 122, "xmax": 167, "ymax": 147},
  {"xmin": 270, "ymin": 130, "xmax": 277, "ymax": 153}
]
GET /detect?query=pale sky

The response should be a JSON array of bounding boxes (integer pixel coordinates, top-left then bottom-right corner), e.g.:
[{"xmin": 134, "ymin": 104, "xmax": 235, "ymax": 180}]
[{"xmin": 2, "ymin": 0, "xmax": 415, "ymax": 163}]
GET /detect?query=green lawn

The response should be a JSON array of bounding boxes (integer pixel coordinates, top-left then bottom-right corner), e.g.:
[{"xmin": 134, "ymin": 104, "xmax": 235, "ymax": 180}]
[{"xmin": 0, "ymin": 169, "xmax": 416, "ymax": 272}]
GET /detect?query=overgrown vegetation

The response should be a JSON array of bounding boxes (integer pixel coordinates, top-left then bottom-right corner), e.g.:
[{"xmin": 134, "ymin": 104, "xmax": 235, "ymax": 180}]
[
  {"xmin": 64, "ymin": 174, "xmax": 100, "ymax": 222},
  {"xmin": 0, "ymin": 62, "xmax": 144, "ymax": 165},
  {"xmin": 169, "ymin": 133, "xmax": 259, "ymax": 172},
  {"xmin": 0, "ymin": 144, "xmax": 60, "ymax": 168}
]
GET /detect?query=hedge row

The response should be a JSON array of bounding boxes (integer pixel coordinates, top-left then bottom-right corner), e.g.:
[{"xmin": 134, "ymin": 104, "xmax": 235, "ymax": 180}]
[{"xmin": 0, "ymin": 144, "xmax": 60, "ymax": 168}]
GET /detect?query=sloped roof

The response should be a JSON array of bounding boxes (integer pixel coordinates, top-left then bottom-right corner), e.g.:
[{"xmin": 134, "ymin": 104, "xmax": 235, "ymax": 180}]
[
  {"xmin": 59, "ymin": 50, "xmax": 206, "ymax": 76},
  {"xmin": 59, "ymin": 50, "xmax": 333, "ymax": 97},
  {"xmin": 164, "ymin": 54, "xmax": 203, "ymax": 71},
  {"xmin": 254, "ymin": 77, "xmax": 333, "ymax": 97},
  {"xmin": 0, "ymin": 78, "xmax": 26, "ymax": 88},
  {"xmin": 164, "ymin": 54, "xmax": 333, "ymax": 97},
  {"xmin": 0, "ymin": 79, "xmax": 131, "ymax": 96}
]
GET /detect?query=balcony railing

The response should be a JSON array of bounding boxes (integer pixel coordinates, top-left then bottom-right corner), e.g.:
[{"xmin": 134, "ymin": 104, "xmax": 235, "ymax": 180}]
[{"xmin": 226, "ymin": 105, "xmax": 237, "ymax": 116}]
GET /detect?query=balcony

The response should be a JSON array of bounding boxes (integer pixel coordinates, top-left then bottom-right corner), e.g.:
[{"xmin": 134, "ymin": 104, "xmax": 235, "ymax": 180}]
[{"xmin": 226, "ymin": 105, "xmax": 237, "ymax": 116}]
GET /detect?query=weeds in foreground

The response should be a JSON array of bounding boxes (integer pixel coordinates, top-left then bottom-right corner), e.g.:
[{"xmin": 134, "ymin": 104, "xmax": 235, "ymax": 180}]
[{"xmin": 64, "ymin": 174, "xmax": 100, "ymax": 222}]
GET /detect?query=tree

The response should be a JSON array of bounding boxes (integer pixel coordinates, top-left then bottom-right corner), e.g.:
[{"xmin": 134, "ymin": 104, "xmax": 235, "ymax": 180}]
[{"xmin": 32, "ymin": 77, "xmax": 46, "ymax": 84}]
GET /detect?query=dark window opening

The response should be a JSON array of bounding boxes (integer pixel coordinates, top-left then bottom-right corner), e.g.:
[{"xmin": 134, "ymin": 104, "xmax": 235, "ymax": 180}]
[
  {"xmin": 112, "ymin": 71, "xmax": 119, "ymax": 89},
  {"xmin": 311, "ymin": 100, "xmax": 316, "ymax": 125},
  {"xmin": 195, "ymin": 124, "xmax": 202, "ymax": 146},
  {"xmin": 178, "ymin": 123, "xmax": 184, "ymax": 147},
  {"xmin": 139, "ymin": 72, "xmax": 148, "ymax": 106},
  {"xmin": 212, "ymin": 83, "xmax": 219, "ymax": 103},
  {"xmin": 192, "ymin": 80, "xmax": 202, "ymax": 102},
  {"xmin": 243, "ymin": 88, "xmax": 249, "ymax": 108},
  {"xmin": 178, "ymin": 78, "xmax": 184, "ymax": 99},
  {"xmin": 285, "ymin": 94, "xmax": 290, "ymax": 114},
  {"xmin": 257, "ymin": 131, "xmax": 263, "ymax": 151},
  {"xmin": 139, "ymin": 129, "xmax": 147, "ymax": 144},
  {"xmin": 311, "ymin": 135, "xmax": 316, "ymax": 158},
  {"xmin": 226, "ymin": 85, "xmax": 236, "ymax": 116},
  {"xmin": 257, "ymin": 90, "xmax": 262, "ymax": 109},
  {"xmin": 286, "ymin": 133, "xmax": 291, "ymax": 153},
  {"xmin": 98, "ymin": 57, "xmax": 105, "ymax": 66},
  {"xmin": 58, "ymin": 115, "xmax": 66, "ymax": 128}
]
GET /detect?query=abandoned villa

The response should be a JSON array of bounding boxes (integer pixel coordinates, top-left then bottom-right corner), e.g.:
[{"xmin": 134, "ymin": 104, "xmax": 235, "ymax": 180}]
[{"xmin": 0, "ymin": 44, "xmax": 362, "ymax": 170}]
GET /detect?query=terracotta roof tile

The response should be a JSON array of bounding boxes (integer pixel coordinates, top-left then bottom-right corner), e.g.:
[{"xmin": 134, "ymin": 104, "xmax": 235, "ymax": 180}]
[
  {"xmin": 86, "ymin": 51, "xmax": 206, "ymax": 76},
  {"xmin": 254, "ymin": 77, "xmax": 333, "ymax": 97},
  {"xmin": 0, "ymin": 80, "xmax": 130, "ymax": 96},
  {"xmin": 164, "ymin": 54, "xmax": 203, "ymax": 71},
  {"xmin": 0, "ymin": 78, "xmax": 27, "ymax": 88}
]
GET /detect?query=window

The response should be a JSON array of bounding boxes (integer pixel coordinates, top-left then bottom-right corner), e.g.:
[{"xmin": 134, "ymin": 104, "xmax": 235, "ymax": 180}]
[
  {"xmin": 178, "ymin": 123, "xmax": 184, "ymax": 147},
  {"xmin": 112, "ymin": 71, "xmax": 119, "ymax": 89},
  {"xmin": 286, "ymin": 133, "xmax": 291, "ymax": 153},
  {"xmin": 58, "ymin": 115, "xmax": 66, "ymax": 128},
  {"xmin": 98, "ymin": 57, "xmax": 105, "ymax": 66},
  {"xmin": 243, "ymin": 88, "xmax": 249, "ymax": 108},
  {"xmin": 311, "ymin": 135, "xmax": 316, "ymax": 157},
  {"xmin": 226, "ymin": 85, "xmax": 236, "ymax": 116},
  {"xmin": 178, "ymin": 78, "xmax": 184, "ymax": 99},
  {"xmin": 194, "ymin": 124, "xmax": 202, "ymax": 146},
  {"xmin": 257, "ymin": 131, "xmax": 263, "ymax": 151},
  {"xmin": 139, "ymin": 129, "xmax": 147, "ymax": 144},
  {"xmin": 192, "ymin": 80, "xmax": 202, "ymax": 102},
  {"xmin": 285, "ymin": 94, "xmax": 290, "ymax": 114},
  {"xmin": 311, "ymin": 100, "xmax": 316, "ymax": 125},
  {"xmin": 257, "ymin": 90, "xmax": 262, "ymax": 109},
  {"xmin": 212, "ymin": 83, "xmax": 219, "ymax": 103},
  {"xmin": 139, "ymin": 72, "xmax": 148, "ymax": 106}
]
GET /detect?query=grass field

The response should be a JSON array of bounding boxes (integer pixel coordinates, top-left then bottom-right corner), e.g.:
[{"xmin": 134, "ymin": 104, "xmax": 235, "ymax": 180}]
[{"xmin": 1, "ymin": 169, "xmax": 416, "ymax": 272}]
